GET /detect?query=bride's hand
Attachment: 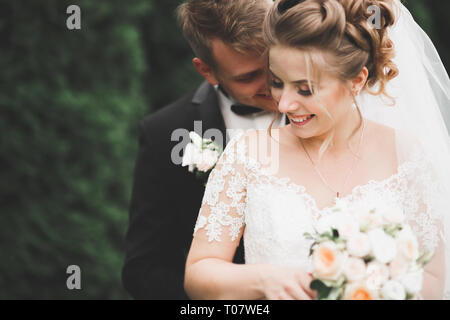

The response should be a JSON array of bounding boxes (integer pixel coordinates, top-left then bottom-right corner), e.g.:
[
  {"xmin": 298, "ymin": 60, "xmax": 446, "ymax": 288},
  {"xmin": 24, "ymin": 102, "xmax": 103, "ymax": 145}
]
[{"xmin": 257, "ymin": 265, "xmax": 317, "ymax": 300}]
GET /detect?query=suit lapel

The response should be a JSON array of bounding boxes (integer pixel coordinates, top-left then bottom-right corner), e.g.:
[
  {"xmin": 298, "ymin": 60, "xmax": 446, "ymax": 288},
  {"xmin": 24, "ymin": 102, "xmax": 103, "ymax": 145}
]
[{"xmin": 193, "ymin": 82, "xmax": 228, "ymax": 148}]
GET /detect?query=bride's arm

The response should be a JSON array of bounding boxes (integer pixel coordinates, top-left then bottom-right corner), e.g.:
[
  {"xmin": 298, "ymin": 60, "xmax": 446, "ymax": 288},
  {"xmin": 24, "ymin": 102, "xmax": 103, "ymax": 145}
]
[
  {"xmin": 184, "ymin": 228, "xmax": 266, "ymax": 300},
  {"xmin": 420, "ymin": 218, "xmax": 445, "ymax": 300},
  {"xmin": 184, "ymin": 131, "xmax": 314, "ymax": 300}
]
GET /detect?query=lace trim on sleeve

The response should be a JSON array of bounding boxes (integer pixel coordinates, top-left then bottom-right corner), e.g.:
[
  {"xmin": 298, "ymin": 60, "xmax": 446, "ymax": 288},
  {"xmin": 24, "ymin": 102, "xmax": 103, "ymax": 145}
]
[{"xmin": 194, "ymin": 130, "xmax": 248, "ymax": 242}]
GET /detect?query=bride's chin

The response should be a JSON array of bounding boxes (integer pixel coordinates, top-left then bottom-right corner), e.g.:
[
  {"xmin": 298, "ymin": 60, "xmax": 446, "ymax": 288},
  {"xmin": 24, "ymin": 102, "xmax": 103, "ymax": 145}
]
[{"xmin": 288, "ymin": 126, "xmax": 315, "ymax": 140}]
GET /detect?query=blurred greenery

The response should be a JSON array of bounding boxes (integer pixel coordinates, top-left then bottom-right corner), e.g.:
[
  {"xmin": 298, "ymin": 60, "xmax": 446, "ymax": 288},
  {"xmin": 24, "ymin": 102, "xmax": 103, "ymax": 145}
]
[{"xmin": 0, "ymin": 0, "xmax": 448, "ymax": 299}]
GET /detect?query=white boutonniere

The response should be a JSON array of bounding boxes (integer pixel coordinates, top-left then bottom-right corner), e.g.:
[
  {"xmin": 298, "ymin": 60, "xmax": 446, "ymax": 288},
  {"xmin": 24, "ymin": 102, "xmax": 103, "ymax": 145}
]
[{"xmin": 182, "ymin": 131, "xmax": 222, "ymax": 182}]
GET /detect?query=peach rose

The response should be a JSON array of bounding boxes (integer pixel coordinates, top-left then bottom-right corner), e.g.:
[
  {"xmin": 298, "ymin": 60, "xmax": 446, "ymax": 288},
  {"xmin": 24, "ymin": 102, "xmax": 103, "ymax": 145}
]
[
  {"xmin": 344, "ymin": 282, "xmax": 377, "ymax": 300},
  {"xmin": 312, "ymin": 241, "xmax": 346, "ymax": 281}
]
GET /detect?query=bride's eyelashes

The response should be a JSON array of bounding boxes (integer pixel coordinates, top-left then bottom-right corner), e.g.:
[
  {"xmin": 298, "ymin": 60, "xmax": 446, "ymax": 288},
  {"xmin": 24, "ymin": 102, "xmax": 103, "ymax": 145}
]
[{"xmin": 269, "ymin": 78, "xmax": 313, "ymax": 97}]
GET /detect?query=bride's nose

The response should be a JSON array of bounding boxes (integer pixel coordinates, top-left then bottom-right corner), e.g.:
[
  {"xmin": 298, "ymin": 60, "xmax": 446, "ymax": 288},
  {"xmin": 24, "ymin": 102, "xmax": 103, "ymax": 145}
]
[{"xmin": 277, "ymin": 89, "xmax": 300, "ymax": 113}]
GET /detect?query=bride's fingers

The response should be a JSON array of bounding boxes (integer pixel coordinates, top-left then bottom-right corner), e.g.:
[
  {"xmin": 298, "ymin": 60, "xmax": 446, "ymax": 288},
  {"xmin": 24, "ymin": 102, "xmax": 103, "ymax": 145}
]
[
  {"xmin": 298, "ymin": 273, "xmax": 317, "ymax": 299},
  {"xmin": 286, "ymin": 285, "xmax": 311, "ymax": 300},
  {"xmin": 277, "ymin": 292, "xmax": 295, "ymax": 300}
]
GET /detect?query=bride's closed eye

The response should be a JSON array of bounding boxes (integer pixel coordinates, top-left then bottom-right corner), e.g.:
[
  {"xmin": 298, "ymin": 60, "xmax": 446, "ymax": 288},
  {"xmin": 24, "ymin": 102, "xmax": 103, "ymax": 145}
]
[{"xmin": 269, "ymin": 78, "xmax": 313, "ymax": 97}]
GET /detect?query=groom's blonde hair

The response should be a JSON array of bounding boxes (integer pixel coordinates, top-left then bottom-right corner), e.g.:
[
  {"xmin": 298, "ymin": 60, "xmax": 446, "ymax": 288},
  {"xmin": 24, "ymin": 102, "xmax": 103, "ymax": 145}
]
[{"xmin": 177, "ymin": 0, "xmax": 271, "ymax": 71}]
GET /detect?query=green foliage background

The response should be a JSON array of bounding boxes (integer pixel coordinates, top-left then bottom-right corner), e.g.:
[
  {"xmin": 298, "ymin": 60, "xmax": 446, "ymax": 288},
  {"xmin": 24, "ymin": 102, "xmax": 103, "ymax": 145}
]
[{"xmin": 0, "ymin": 0, "xmax": 448, "ymax": 299}]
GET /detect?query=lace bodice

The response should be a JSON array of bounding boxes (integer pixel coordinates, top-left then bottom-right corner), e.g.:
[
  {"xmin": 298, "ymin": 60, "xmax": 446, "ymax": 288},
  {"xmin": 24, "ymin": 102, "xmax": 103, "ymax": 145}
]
[{"xmin": 194, "ymin": 129, "xmax": 443, "ymax": 274}]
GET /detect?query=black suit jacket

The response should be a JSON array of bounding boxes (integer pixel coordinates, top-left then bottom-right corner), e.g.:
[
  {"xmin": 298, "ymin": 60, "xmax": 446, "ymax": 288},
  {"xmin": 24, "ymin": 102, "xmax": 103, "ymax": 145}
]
[{"xmin": 122, "ymin": 82, "xmax": 245, "ymax": 299}]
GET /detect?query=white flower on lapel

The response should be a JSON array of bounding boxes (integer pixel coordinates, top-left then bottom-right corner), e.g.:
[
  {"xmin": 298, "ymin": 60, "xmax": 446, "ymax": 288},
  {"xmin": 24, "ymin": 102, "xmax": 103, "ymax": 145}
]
[{"xmin": 182, "ymin": 131, "xmax": 222, "ymax": 174}]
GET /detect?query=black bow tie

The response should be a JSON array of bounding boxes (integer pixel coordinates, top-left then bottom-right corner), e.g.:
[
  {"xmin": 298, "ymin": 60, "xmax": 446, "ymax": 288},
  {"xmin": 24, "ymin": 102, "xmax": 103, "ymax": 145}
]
[{"xmin": 231, "ymin": 103, "xmax": 264, "ymax": 116}]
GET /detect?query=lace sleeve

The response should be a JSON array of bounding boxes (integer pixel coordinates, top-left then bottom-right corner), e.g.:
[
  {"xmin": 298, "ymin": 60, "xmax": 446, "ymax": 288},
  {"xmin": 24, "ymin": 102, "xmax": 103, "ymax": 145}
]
[
  {"xmin": 397, "ymin": 132, "xmax": 447, "ymax": 298},
  {"xmin": 193, "ymin": 130, "xmax": 248, "ymax": 243}
]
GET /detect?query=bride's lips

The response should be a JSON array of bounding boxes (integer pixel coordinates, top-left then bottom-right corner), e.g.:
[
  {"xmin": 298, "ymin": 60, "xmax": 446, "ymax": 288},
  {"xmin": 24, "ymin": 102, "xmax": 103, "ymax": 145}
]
[{"xmin": 290, "ymin": 114, "xmax": 316, "ymax": 127}]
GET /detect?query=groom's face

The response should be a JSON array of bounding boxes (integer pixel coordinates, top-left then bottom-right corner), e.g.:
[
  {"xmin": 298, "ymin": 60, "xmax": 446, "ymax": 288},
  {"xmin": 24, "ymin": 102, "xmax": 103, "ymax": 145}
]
[{"xmin": 210, "ymin": 39, "xmax": 277, "ymax": 112}]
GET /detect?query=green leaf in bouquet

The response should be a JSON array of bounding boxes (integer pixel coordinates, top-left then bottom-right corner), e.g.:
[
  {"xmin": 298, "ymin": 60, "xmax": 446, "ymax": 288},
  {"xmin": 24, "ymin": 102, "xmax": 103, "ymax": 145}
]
[
  {"xmin": 332, "ymin": 228, "xmax": 339, "ymax": 239},
  {"xmin": 310, "ymin": 279, "xmax": 333, "ymax": 300},
  {"xmin": 326, "ymin": 286, "xmax": 344, "ymax": 300},
  {"xmin": 417, "ymin": 250, "xmax": 434, "ymax": 267},
  {"xmin": 363, "ymin": 256, "xmax": 374, "ymax": 264},
  {"xmin": 383, "ymin": 224, "xmax": 403, "ymax": 237},
  {"xmin": 321, "ymin": 276, "xmax": 346, "ymax": 288},
  {"xmin": 406, "ymin": 292, "xmax": 414, "ymax": 300},
  {"xmin": 303, "ymin": 232, "xmax": 315, "ymax": 240}
]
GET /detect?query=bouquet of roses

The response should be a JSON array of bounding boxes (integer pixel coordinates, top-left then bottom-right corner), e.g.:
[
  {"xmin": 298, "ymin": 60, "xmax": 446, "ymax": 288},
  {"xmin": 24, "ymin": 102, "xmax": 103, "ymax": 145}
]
[
  {"xmin": 305, "ymin": 201, "xmax": 433, "ymax": 300},
  {"xmin": 182, "ymin": 131, "xmax": 222, "ymax": 181}
]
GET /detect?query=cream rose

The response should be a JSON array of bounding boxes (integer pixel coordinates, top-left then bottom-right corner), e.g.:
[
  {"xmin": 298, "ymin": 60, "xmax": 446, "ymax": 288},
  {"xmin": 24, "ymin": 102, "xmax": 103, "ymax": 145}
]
[
  {"xmin": 366, "ymin": 261, "xmax": 390, "ymax": 290},
  {"xmin": 399, "ymin": 270, "xmax": 423, "ymax": 294},
  {"xmin": 368, "ymin": 228, "xmax": 397, "ymax": 264},
  {"xmin": 347, "ymin": 232, "xmax": 372, "ymax": 258},
  {"xmin": 357, "ymin": 209, "xmax": 383, "ymax": 231},
  {"xmin": 381, "ymin": 205, "xmax": 405, "ymax": 225},
  {"xmin": 396, "ymin": 225, "xmax": 420, "ymax": 262},
  {"xmin": 312, "ymin": 241, "xmax": 346, "ymax": 281},
  {"xmin": 343, "ymin": 257, "xmax": 367, "ymax": 282},
  {"xmin": 336, "ymin": 213, "xmax": 360, "ymax": 239},
  {"xmin": 389, "ymin": 255, "xmax": 410, "ymax": 279},
  {"xmin": 315, "ymin": 214, "xmax": 338, "ymax": 235},
  {"xmin": 381, "ymin": 280, "xmax": 406, "ymax": 300}
]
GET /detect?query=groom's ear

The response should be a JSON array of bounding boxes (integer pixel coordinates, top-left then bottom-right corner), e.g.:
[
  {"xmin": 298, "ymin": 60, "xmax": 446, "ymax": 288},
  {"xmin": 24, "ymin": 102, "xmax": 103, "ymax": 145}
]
[{"xmin": 193, "ymin": 58, "xmax": 219, "ymax": 86}]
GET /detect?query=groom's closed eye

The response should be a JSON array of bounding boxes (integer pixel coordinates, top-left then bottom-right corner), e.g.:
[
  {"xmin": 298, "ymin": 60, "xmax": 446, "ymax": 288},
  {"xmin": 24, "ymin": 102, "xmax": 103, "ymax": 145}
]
[{"xmin": 233, "ymin": 70, "xmax": 263, "ymax": 83}]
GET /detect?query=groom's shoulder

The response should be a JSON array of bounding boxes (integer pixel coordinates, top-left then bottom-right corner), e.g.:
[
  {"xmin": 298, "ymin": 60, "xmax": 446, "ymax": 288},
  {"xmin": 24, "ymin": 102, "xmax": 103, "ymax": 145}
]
[
  {"xmin": 141, "ymin": 91, "xmax": 196, "ymax": 132},
  {"xmin": 140, "ymin": 82, "xmax": 214, "ymax": 138}
]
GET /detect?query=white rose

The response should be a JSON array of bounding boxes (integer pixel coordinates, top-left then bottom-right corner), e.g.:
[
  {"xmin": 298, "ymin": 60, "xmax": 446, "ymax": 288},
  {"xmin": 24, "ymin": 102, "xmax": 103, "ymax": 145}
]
[
  {"xmin": 366, "ymin": 261, "xmax": 390, "ymax": 290},
  {"xmin": 381, "ymin": 280, "xmax": 406, "ymax": 300},
  {"xmin": 343, "ymin": 282, "xmax": 378, "ymax": 300},
  {"xmin": 381, "ymin": 205, "xmax": 405, "ymax": 225},
  {"xmin": 347, "ymin": 232, "xmax": 372, "ymax": 258},
  {"xmin": 196, "ymin": 149, "xmax": 220, "ymax": 172},
  {"xmin": 357, "ymin": 209, "xmax": 383, "ymax": 231},
  {"xmin": 315, "ymin": 214, "xmax": 338, "ymax": 234},
  {"xmin": 336, "ymin": 213, "xmax": 360, "ymax": 239},
  {"xmin": 343, "ymin": 257, "xmax": 367, "ymax": 282},
  {"xmin": 182, "ymin": 143, "xmax": 199, "ymax": 172},
  {"xmin": 396, "ymin": 225, "xmax": 420, "ymax": 262},
  {"xmin": 389, "ymin": 255, "xmax": 410, "ymax": 279},
  {"xmin": 368, "ymin": 228, "xmax": 397, "ymax": 264},
  {"xmin": 399, "ymin": 270, "xmax": 423, "ymax": 294},
  {"xmin": 312, "ymin": 241, "xmax": 346, "ymax": 281},
  {"xmin": 189, "ymin": 131, "xmax": 203, "ymax": 148}
]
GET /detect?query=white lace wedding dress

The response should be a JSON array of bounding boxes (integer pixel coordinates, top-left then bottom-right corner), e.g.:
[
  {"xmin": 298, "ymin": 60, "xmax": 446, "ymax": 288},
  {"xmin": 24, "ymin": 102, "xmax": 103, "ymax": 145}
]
[{"xmin": 193, "ymin": 128, "xmax": 446, "ymax": 297}]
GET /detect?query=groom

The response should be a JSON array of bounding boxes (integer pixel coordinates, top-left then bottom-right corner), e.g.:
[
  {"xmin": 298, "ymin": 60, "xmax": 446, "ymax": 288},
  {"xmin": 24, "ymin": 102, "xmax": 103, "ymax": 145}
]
[{"xmin": 122, "ymin": 0, "xmax": 286, "ymax": 299}]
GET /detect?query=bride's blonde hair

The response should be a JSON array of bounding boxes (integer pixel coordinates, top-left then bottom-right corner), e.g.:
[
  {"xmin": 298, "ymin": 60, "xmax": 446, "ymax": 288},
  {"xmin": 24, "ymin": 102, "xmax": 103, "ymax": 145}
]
[{"xmin": 265, "ymin": 0, "xmax": 399, "ymax": 160}]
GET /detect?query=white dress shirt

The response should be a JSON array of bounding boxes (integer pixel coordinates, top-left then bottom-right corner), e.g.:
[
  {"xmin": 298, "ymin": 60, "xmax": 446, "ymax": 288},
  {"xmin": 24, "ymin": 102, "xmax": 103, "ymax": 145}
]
[{"xmin": 215, "ymin": 85, "xmax": 286, "ymax": 140}]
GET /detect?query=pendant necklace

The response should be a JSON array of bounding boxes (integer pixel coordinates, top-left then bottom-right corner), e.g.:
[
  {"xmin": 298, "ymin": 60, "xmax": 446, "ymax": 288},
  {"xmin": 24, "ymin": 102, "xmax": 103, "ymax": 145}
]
[{"xmin": 299, "ymin": 119, "xmax": 365, "ymax": 199}]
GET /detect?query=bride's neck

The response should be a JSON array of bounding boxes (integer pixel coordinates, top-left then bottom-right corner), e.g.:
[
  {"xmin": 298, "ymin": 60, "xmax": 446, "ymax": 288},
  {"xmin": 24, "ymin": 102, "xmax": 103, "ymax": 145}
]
[{"xmin": 302, "ymin": 109, "xmax": 363, "ymax": 157}]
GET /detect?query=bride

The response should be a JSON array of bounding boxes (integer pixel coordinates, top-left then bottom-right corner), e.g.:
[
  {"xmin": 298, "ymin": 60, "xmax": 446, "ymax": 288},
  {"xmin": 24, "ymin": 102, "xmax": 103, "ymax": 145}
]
[{"xmin": 184, "ymin": 0, "xmax": 450, "ymax": 300}]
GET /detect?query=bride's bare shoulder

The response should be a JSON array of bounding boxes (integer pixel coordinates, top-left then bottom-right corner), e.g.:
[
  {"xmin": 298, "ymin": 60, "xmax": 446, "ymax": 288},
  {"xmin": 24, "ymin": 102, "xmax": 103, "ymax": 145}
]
[{"xmin": 365, "ymin": 119, "xmax": 396, "ymax": 145}]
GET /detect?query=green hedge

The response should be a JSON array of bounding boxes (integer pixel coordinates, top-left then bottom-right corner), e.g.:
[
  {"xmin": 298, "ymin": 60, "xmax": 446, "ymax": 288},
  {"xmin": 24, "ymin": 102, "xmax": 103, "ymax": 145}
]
[{"xmin": 0, "ymin": 0, "xmax": 150, "ymax": 299}]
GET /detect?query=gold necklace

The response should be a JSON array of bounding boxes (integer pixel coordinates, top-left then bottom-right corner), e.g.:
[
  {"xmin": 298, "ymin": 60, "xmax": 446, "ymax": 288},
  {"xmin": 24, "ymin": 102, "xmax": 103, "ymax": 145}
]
[{"xmin": 299, "ymin": 119, "xmax": 365, "ymax": 198}]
